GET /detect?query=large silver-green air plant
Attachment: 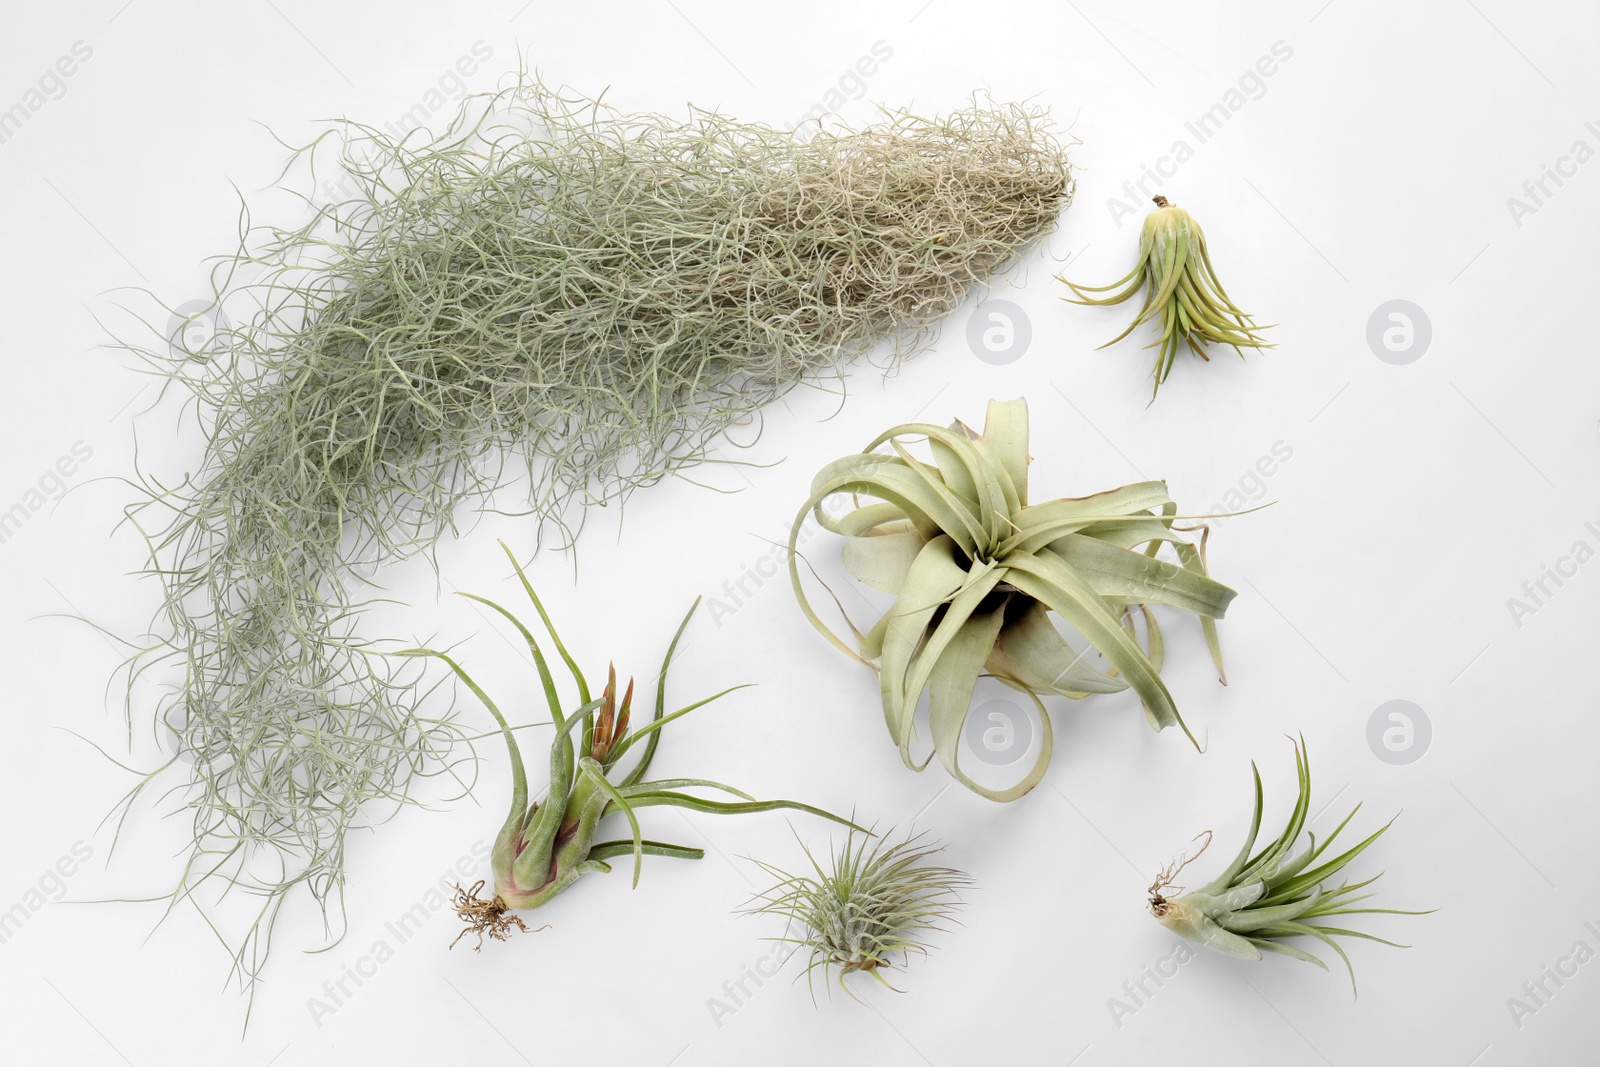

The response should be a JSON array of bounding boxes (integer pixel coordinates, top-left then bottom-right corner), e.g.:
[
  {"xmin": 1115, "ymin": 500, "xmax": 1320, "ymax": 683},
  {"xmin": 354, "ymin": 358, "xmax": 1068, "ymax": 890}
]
[
  {"xmin": 404, "ymin": 543, "xmax": 856, "ymax": 947},
  {"xmin": 1061, "ymin": 196, "xmax": 1271, "ymax": 399},
  {"xmin": 746, "ymin": 831, "xmax": 972, "ymax": 999},
  {"xmin": 788, "ymin": 398, "xmax": 1236, "ymax": 801},
  {"xmin": 1148, "ymin": 738, "xmax": 1429, "ymax": 991}
]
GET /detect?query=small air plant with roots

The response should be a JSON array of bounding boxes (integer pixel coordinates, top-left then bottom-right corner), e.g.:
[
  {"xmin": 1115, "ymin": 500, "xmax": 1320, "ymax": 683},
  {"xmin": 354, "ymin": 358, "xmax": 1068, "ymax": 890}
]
[
  {"xmin": 745, "ymin": 831, "xmax": 973, "ymax": 1000},
  {"xmin": 402, "ymin": 541, "xmax": 858, "ymax": 949},
  {"xmin": 1147, "ymin": 737, "xmax": 1430, "ymax": 992},
  {"xmin": 1061, "ymin": 195, "xmax": 1272, "ymax": 399}
]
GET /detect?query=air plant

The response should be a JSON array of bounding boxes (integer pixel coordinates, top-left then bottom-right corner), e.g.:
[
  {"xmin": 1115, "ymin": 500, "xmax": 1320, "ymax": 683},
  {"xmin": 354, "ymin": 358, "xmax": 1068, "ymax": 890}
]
[
  {"xmin": 403, "ymin": 542, "xmax": 858, "ymax": 948},
  {"xmin": 788, "ymin": 398, "xmax": 1236, "ymax": 800},
  {"xmin": 1061, "ymin": 195, "xmax": 1271, "ymax": 399},
  {"xmin": 745, "ymin": 830, "xmax": 972, "ymax": 999},
  {"xmin": 1147, "ymin": 737, "xmax": 1430, "ymax": 991},
  {"xmin": 112, "ymin": 75, "xmax": 1073, "ymax": 981}
]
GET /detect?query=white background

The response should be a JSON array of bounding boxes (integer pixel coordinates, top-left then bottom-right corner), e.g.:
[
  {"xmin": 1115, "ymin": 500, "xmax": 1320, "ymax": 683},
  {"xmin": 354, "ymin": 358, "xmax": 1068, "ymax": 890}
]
[{"xmin": 2, "ymin": 1, "xmax": 1597, "ymax": 1063}]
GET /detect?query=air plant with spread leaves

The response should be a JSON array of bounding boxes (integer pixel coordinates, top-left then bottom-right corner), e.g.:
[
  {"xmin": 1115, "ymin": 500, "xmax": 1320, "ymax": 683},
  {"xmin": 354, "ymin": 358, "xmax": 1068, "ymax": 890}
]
[
  {"xmin": 1061, "ymin": 196, "xmax": 1271, "ymax": 399},
  {"xmin": 746, "ymin": 831, "xmax": 972, "ymax": 999},
  {"xmin": 403, "ymin": 542, "xmax": 857, "ymax": 948},
  {"xmin": 788, "ymin": 398, "xmax": 1236, "ymax": 800},
  {"xmin": 1148, "ymin": 738, "xmax": 1429, "ymax": 991}
]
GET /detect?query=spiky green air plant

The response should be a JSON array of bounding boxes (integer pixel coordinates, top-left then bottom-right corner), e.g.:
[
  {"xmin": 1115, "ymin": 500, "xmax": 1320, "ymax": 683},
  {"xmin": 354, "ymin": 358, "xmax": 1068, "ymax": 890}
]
[
  {"xmin": 1061, "ymin": 196, "xmax": 1271, "ymax": 399},
  {"xmin": 788, "ymin": 398, "xmax": 1236, "ymax": 800},
  {"xmin": 746, "ymin": 831, "xmax": 972, "ymax": 999},
  {"xmin": 403, "ymin": 542, "xmax": 858, "ymax": 948},
  {"xmin": 1147, "ymin": 738, "xmax": 1430, "ymax": 992}
]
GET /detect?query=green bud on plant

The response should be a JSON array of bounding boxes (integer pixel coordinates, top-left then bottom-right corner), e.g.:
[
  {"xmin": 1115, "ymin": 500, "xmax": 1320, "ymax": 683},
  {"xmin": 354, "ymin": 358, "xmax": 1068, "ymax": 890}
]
[{"xmin": 1061, "ymin": 196, "xmax": 1272, "ymax": 399}]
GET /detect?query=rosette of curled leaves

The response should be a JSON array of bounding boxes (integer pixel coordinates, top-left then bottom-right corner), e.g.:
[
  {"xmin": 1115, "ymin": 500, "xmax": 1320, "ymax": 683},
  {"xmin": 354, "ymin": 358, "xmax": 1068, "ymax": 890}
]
[{"xmin": 788, "ymin": 398, "xmax": 1236, "ymax": 801}]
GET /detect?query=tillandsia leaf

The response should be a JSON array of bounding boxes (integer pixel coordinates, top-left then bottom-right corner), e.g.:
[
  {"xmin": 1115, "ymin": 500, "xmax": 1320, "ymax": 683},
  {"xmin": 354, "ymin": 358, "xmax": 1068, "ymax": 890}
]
[
  {"xmin": 744, "ymin": 830, "xmax": 974, "ymax": 1002},
  {"xmin": 1146, "ymin": 736, "xmax": 1433, "ymax": 994},
  {"xmin": 789, "ymin": 398, "xmax": 1236, "ymax": 801},
  {"xmin": 1060, "ymin": 195, "xmax": 1272, "ymax": 400},
  {"xmin": 404, "ymin": 542, "xmax": 860, "ymax": 949}
]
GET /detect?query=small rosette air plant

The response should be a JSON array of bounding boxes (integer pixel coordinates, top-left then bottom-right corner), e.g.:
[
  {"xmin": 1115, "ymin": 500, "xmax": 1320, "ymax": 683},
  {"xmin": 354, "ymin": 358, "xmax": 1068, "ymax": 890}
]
[
  {"xmin": 1061, "ymin": 196, "xmax": 1271, "ymax": 399},
  {"xmin": 405, "ymin": 542, "xmax": 857, "ymax": 949},
  {"xmin": 1148, "ymin": 738, "xmax": 1430, "ymax": 992},
  {"xmin": 788, "ymin": 398, "xmax": 1236, "ymax": 801},
  {"xmin": 746, "ymin": 831, "xmax": 972, "ymax": 999}
]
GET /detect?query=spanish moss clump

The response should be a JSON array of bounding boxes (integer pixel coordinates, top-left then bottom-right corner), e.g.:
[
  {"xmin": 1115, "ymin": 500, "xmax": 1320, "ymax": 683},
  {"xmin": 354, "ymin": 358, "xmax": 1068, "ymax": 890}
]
[
  {"xmin": 1061, "ymin": 196, "xmax": 1270, "ymax": 399},
  {"xmin": 1148, "ymin": 737, "xmax": 1430, "ymax": 992},
  {"xmin": 113, "ymin": 77, "xmax": 1072, "ymax": 992},
  {"xmin": 746, "ymin": 831, "xmax": 973, "ymax": 999}
]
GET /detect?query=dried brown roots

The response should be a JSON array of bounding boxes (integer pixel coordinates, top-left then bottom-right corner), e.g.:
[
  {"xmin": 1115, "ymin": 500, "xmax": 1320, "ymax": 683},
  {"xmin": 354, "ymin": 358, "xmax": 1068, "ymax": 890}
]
[{"xmin": 450, "ymin": 881, "xmax": 541, "ymax": 951}]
